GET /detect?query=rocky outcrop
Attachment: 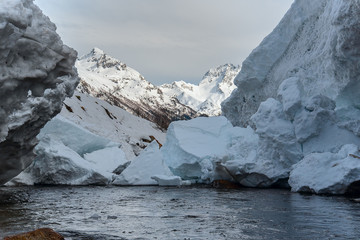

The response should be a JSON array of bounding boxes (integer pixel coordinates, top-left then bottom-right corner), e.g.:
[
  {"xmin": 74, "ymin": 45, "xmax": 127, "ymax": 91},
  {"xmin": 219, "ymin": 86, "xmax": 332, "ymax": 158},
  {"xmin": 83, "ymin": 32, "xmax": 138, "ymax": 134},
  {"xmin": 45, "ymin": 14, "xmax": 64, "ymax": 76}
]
[
  {"xmin": 4, "ymin": 228, "xmax": 64, "ymax": 240},
  {"xmin": 0, "ymin": 0, "xmax": 78, "ymax": 184}
]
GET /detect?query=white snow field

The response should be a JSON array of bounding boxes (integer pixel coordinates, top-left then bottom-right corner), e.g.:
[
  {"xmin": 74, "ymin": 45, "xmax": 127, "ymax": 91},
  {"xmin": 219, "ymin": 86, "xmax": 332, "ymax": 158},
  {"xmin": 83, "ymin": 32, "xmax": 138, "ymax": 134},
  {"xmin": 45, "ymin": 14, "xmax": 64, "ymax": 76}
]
[{"xmin": 0, "ymin": 0, "xmax": 78, "ymax": 184}]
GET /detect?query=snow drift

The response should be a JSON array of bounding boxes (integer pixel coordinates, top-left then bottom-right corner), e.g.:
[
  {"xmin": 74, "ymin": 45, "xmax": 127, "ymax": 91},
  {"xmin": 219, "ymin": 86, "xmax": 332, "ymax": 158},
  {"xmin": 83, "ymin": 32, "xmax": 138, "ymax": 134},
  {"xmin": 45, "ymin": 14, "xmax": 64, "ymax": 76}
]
[{"xmin": 0, "ymin": 0, "xmax": 78, "ymax": 184}]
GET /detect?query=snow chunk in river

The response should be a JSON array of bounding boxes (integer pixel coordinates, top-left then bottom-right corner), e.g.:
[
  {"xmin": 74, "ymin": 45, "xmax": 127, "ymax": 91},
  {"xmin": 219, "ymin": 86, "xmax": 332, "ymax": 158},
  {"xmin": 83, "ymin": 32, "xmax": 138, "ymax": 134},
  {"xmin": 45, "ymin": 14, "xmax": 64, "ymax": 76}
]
[
  {"xmin": 113, "ymin": 141, "xmax": 173, "ymax": 185},
  {"xmin": 10, "ymin": 116, "xmax": 127, "ymax": 185},
  {"xmin": 162, "ymin": 116, "xmax": 259, "ymax": 184},
  {"xmin": 289, "ymin": 144, "xmax": 360, "ymax": 195}
]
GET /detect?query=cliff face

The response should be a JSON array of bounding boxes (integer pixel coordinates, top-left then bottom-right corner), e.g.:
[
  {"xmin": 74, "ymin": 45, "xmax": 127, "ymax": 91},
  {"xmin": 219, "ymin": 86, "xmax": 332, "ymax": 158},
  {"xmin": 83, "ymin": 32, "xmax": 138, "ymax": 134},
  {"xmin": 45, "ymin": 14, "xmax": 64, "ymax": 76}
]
[
  {"xmin": 222, "ymin": 0, "xmax": 360, "ymax": 133},
  {"xmin": 0, "ymin": 0, "xmax": 79, "ymax": 184}
]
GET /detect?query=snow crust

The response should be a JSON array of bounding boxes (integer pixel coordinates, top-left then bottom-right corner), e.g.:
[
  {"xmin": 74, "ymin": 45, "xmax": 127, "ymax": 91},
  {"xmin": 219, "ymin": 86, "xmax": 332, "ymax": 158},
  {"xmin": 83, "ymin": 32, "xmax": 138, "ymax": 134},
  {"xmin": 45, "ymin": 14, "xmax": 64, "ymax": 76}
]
[
  {"xmin": 160, "ymin": 64, "xmax": 240, "ymax": 116},
  {"xmin": 0, "ymin": 0, "xmax": 78, "ymax": 184}
]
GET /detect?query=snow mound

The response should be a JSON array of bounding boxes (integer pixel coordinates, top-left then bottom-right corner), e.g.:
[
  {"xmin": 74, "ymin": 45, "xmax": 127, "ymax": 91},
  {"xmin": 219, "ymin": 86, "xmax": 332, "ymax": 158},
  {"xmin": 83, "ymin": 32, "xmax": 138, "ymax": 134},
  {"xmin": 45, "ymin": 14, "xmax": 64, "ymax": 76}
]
[
  {"xmin": 160, "ymin": 64, "xmax": 240, "ymax": 116},
  {"xmin": 0, "ymin": 0, "xmax": 78, "ymax": 184},
  {"xmin": 289, "ymin": 144, "xmax": 360, "ymax": 195},
  {"xmin": 113, "ymin": 141, "xmax": 173, "ymax": 185},
  {"xmin": 9, "ymin": 116, "xmax": 127, "ymax": 185}
]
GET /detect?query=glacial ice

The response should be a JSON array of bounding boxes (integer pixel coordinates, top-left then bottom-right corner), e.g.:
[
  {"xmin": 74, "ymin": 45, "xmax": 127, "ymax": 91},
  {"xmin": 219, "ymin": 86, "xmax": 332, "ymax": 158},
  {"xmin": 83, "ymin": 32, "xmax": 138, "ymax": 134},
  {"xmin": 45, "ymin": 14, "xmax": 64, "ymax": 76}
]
[
  {"xmin": 289, "ymin": 144, "xmax": 360, "ymax": 195},
  {"xmin": 112, "ymin": 141, "xmax": 174, "ymax": 185},
  {"xmin": 0, "ymin": 0, "xmax": 78, "ymax": 184},
  {"xmin": 9, "ymin": 115, "xmax": 127, "ymax": 185},
  {"xmin": 150, "ymin": 0, "xmax": 360, "ymax": 193}
]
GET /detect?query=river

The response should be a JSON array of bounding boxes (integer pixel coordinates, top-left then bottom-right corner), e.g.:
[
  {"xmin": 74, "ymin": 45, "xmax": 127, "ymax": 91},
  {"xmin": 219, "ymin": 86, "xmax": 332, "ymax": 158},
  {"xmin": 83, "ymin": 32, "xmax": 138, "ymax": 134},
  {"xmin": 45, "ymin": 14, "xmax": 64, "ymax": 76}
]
[{"xmin": 0, "ymin": 186, "xmax": 359, "ymax": 239}]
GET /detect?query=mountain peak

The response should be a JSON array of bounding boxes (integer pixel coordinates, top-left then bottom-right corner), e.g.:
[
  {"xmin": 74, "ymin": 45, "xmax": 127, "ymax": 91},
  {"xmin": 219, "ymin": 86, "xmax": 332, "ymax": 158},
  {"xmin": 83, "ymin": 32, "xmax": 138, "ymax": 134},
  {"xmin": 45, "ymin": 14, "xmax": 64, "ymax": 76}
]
[
  {"xmin": 91, "ymin": 47, "xmax": 105, "ymax": 56},
  {"xmin": 79, "ymin": 48, "xmax": 127, "ymax": 71}
]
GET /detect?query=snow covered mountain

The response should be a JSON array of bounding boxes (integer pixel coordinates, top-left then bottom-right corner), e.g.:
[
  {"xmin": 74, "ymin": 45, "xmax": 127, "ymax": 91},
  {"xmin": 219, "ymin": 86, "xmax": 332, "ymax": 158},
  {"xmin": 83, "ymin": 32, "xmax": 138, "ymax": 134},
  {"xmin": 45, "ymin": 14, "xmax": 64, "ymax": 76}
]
[
  {"xmin": 160, "ymin": 64, "xmax": 240, "ymax": 116},
  {"xmin": 76, "ymin": 48, "xmax": 197, "ymax": 129}
]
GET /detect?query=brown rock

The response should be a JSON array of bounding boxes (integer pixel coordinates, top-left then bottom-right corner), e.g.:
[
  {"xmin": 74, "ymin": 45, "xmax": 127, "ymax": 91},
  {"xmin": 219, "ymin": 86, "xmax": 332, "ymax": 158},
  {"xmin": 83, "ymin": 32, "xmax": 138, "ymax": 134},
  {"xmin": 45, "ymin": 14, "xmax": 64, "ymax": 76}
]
[
  {"xmin": 4, "ymin": 228, "xmax": 64, "ymax": 240},
  {"xmin": 212, "ymin": 179, "xmax": 242, "ymax": 189}
]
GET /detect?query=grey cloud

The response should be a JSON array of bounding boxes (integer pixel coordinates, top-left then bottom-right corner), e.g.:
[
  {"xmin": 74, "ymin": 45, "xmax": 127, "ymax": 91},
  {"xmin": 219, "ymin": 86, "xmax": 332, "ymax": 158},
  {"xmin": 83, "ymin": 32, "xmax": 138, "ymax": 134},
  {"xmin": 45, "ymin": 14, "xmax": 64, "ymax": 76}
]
[{"xmin": 35, "ymin": 0, "xmax": 294, "ymax": 85}]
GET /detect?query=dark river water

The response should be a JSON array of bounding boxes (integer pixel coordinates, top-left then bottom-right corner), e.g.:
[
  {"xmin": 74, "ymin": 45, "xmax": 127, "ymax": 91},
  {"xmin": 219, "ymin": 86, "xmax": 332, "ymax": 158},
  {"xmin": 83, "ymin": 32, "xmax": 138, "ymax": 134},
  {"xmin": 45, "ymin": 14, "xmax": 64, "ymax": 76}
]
[{"xmin": 0, "ymin": 186, "xmax": 359, "ymax": 240}]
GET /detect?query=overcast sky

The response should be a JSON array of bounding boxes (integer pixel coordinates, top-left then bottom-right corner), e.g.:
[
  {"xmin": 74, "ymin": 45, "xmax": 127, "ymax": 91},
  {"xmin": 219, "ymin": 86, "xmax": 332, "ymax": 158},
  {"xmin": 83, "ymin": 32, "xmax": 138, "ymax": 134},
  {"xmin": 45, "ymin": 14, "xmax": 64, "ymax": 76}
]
[{"xmin": 34, "ymin": 0, "xmax": 294, "ymax": 85}]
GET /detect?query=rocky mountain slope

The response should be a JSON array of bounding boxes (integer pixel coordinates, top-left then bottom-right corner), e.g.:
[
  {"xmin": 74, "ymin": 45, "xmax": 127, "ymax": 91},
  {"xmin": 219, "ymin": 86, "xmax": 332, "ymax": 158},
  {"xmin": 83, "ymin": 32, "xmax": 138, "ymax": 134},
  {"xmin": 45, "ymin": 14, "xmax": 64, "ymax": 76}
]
[
  {"xmin": 160, "ymin": 64, "xmax": 240, "ymax": 116},
  {"xmin": 76, "ymin": 48, "xmax": 197, "ymax": 129}
]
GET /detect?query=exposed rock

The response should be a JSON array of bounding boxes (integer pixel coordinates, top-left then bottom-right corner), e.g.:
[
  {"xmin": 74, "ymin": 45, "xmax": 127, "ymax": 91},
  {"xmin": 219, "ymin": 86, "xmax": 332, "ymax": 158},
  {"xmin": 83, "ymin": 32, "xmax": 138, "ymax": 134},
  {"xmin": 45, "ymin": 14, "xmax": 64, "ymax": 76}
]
[
  {"xmin": 76, "ymin": 48, "xmax": 197, "ymax": 129},
  {"xmin": 4, "ymin": 228, "xmax": 64, "ymax": 240}
]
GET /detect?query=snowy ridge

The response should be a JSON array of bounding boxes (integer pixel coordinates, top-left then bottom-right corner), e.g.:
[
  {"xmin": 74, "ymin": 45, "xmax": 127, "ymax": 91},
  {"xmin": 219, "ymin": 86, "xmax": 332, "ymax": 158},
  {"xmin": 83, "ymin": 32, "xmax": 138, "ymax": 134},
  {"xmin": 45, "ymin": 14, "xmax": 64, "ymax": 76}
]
[
  {"xmin": 76, "ymin": 48, "xmax": 198, "ymax": 129},
  {"xmin": 160, "ymin": 64, "xmax": 240, "ymax": 116}
]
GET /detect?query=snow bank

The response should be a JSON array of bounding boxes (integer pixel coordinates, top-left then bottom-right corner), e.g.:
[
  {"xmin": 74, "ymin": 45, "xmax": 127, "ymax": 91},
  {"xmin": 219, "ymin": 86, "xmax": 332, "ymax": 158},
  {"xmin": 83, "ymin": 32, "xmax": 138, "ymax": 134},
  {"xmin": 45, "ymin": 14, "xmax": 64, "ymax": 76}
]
[
  {"xmin": 0, "ymin": 0, "xmax": 78, "ymax": 184},
  {"xmin": 216, "ymin": 0, "xmax": 360, "ymax": 193},
  {"xmin": 9, "ymin": 116, "xmax": 127, "ymax": 185},
  {"xmin": 112, "ymin": 141, "xmax": 173, "ymax": 185},
  {"xmin": 222, "ymin": 0, "xmax": 360, "ymax": 129},
  {"xmin": 160, "ymin": 117, "xmax": 258, "ymax": 184}
]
